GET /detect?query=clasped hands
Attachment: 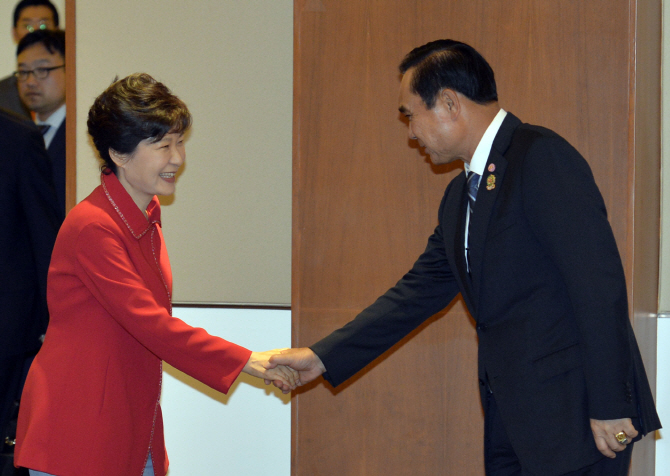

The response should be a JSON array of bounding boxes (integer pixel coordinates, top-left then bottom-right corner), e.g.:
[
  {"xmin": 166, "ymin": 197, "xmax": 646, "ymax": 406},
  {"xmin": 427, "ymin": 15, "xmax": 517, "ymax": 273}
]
[{"xmin": 243, "ymin": 348, "xmax": 325, "ymax": 394}]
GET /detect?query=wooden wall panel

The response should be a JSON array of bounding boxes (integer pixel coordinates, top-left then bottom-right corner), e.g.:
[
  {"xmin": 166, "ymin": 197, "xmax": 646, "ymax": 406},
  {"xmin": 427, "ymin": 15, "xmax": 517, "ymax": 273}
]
[
  {"xmin": 292, "ymin": 0, "xmax": 660, "ymax": 474},
  {"xmin": 65, "ymin": 0, "xmax": 75, "ymax": 213},
  {"xmin": 292, "ymin": 306, "xmax": 481, "ymax": 475}
]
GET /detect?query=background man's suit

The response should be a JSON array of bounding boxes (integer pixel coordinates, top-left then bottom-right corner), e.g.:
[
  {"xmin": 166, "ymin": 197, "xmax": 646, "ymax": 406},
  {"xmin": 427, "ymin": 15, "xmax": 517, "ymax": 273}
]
[
  {"xmin": 45, "ymin": 119, "xmax": 66, "ymax": 214},
  {"xmin": 0, "ymin": 76, "xmax": 30, "ymax": 119},
  {"xmin": 0, "ymin": 108, "xmax": 62, "ymax": 455},
  {"xmin": 310, "ymin": 113, "xmax": 661, "ymax": 475}
]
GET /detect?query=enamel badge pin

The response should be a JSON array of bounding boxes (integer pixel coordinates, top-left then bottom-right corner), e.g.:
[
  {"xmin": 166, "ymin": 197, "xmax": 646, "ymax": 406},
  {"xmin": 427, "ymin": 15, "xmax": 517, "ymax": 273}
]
[{"xmin": 486, "ymin": 174, "xmax": 496, "ymax": 191}]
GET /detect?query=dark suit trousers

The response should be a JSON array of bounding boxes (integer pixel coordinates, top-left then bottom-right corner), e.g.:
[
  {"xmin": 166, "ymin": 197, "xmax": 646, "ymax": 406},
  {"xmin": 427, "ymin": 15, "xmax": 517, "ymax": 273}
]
[
  {"xmin": 484, "ymin": 392, "xmax": 632, "ymax": 476},
  {"xmin": 0, "ymin": 356, "xmax": 25, "ymax": 440}
]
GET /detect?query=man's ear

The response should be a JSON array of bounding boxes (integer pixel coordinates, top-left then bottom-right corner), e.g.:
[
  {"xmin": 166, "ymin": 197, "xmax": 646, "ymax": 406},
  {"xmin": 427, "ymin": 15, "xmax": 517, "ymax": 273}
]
[
  {"xmin": 438, "ymin": 89, "xmax": 461, "ymax": 118},
  {"xmin": 109, "ymin": 148, "xmax": 128, "ymax": 168},
  {"xmin": 12, "ymin": 27, "xmax": 19, "ymax": 44}
]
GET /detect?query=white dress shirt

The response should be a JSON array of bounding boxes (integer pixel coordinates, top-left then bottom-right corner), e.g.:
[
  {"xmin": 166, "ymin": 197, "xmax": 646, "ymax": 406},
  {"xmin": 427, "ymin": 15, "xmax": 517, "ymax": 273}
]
[
  {"xmin": 463, "ymin": 108, "xmax": 507, "ymax": 269},
  {"xmin": 36, "ymin": 104, "xmax": 66, "ymax": 149}
]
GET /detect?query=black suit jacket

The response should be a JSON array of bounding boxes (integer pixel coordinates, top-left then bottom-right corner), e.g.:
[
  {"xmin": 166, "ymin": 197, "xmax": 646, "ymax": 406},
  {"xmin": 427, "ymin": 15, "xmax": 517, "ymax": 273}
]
[
  {"xmin": 310, "ymin": 113, "xmax": 661, "ymax": 475},
  {"xmin": 0, "ymin": 74, "xmax": 31, "ymax": 120},
  {"xmin": 0, "ymin": 109, "xmax": 62, "ymax": 358},
  {"xmin": 46, "ymin": 119, "xmax": 66, "ymax": 214}
]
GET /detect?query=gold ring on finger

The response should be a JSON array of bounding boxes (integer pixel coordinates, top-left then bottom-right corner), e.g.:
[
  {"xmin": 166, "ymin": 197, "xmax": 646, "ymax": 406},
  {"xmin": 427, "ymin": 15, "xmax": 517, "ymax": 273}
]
[{"xmin": 615, "ymin": 431, "xmax": 629, "ymax": 445}]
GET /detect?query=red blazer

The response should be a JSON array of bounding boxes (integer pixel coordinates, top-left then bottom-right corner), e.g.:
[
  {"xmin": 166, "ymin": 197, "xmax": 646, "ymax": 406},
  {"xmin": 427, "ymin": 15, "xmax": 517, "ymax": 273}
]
[{"xmin": 15, "ymin": 172, "xmax": 252, "ymax": 476}]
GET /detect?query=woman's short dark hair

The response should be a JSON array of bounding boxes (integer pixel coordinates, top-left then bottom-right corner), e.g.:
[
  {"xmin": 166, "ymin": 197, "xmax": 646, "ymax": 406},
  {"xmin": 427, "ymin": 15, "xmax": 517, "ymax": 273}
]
[
  {"xmin": 399, "ymin": 39, "xmax": 497, "ymax": 108},
  {"xmin": 87, "ymin": 73, "xmax": 192, "ymax": 174}
]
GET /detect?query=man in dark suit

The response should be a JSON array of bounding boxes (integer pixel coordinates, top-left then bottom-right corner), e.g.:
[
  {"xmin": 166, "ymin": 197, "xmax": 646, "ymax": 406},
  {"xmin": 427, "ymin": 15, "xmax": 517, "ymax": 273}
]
[
  {"xmin": 16, "ymin": 29, "xmax": 66, "ymax": 214},
  {"xmin": 269, "ymin": 40, "xmax": 661, "ymax": 475},
  {"xmin": 0, "ymin": 108, "xmax": 61, "ymax": 470},
  {"xmin": 0, "ymin": 0, "xmax": 59, "ymax": 119}
]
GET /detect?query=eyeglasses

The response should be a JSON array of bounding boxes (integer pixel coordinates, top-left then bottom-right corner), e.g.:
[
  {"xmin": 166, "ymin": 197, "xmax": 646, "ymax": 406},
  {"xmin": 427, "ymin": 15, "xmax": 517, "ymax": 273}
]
[
  {"xmin": 23, "ymin": 22, "xmax": 50, "ymax": 33},
  {"xmin": 19, "ymin": 20, "xmax": 54, "ymax": 34},
  {"xmin": 14, "ymin": 65, "xmax": 65, "ymax": 82}
]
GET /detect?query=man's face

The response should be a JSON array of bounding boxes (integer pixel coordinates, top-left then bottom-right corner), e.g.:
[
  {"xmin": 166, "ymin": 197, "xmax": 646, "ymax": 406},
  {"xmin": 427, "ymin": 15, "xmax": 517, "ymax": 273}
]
[
  {"xmin": 12, "ymin": 6, "xmax": 56, "ymax": 43},
  {"xmin": 17, "ymin": 43, "xmax": 65, "ymax": 120},
  {"xmin": 398, "ymin": 69, "xmax": 466, "ymax": 166}
]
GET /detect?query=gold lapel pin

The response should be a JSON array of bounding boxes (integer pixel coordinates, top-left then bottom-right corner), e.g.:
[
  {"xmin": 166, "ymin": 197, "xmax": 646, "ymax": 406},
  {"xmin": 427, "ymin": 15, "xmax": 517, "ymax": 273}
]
[
  {"xmin": 486, "ymin": 174, "xmax": 496, "ymax": 191},
  {"xmin": 488, "ymin": 163, "xmax": 496, "ymax": 172}
]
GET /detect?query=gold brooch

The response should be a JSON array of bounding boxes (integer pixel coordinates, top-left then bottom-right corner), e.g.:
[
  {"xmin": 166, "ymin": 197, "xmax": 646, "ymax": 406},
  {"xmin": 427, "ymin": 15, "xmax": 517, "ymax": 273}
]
[{"xmin": 486, "ymin": 174, "xmax": 496, "ymax": 191}]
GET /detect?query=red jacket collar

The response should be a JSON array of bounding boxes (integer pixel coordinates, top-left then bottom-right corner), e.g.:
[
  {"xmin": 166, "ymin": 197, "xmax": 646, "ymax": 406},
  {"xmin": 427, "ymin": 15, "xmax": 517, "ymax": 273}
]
[{"xmin": 100, "ymin": 171, "xmax": 162, "ymax": 239}]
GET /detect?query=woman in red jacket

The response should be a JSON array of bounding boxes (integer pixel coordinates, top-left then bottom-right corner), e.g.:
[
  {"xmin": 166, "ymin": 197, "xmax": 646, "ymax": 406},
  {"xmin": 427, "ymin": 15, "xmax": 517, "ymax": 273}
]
[{"xmin": 15, "ymin": 73, "xmax": 296, "ymax": 476}]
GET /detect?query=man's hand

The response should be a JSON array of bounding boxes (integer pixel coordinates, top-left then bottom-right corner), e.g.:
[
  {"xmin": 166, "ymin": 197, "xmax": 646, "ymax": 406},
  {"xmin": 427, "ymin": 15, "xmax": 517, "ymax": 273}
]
[
  {"xmin": 590, "ymin": 418, "xmax": 638, "ymax": 458},
  {"xmin": 242, "ymin": 349, "xmax": 299, "ymax": 394},
  {"xmin": 267, "ymin": 347, "xmax": 326, "ymax": 386}
]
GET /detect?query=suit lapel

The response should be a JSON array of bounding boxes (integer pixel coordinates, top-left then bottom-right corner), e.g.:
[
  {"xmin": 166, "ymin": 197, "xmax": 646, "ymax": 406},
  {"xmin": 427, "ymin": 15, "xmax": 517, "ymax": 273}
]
[
  {"xmin": 468, "ymin": 152, "xmax": 507, "ymax": 299},
  {"xmin": 441, "ymin": 172, "xmax": 477, "ymax": 313},
  {"xmin": 467, "ymin": 114, "xmax": 521, "ymax": 310},
  {"xmin": 47, "ymin": 121, "xmax": 66, "ymax": 154}
]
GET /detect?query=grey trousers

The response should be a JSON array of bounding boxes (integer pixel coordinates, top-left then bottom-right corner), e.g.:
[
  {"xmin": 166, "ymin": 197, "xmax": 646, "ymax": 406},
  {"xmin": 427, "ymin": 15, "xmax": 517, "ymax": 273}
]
[{"xmin": 28, "ymin": 453, "xmax": 155, "ymax": 476}]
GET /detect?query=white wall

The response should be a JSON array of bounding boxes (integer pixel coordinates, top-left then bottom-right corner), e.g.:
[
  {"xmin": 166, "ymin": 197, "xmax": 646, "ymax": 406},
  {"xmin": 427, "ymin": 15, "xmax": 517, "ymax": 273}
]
[
  {"xmin": 657, "ymin": 319, "xmax": 670, "ymax": 475},
  {"xmin": 77, "ymin": 0, "xmax": 293, "ymax": 305},
  {"xmin": 162, "ymin": 307, "xmax": 290, "ymax": 476},
  {"xmin": 0, "ymin": 0, "xmax": 66, "ymax": 76},
  {"xmin": 662, "ymin": 0, "xmax": 670, "ymax": 311}
]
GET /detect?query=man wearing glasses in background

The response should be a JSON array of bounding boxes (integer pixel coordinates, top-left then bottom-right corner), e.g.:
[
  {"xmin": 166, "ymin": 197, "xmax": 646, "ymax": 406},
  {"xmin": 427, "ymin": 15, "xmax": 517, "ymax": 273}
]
[
  {"xmin": 16, "ymin": 28, "xmax": 66, "ymax": 215},
  {"xmin": 0, "ymin": 0, "xmax": 59, "ymax": 119}
]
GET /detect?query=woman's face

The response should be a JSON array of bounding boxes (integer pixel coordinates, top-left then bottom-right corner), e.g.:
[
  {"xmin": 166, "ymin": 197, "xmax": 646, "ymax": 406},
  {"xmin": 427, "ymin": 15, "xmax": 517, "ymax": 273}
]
[{"xmin": 112, "ymin": 132, "xmax": 185, "ymax": 213}]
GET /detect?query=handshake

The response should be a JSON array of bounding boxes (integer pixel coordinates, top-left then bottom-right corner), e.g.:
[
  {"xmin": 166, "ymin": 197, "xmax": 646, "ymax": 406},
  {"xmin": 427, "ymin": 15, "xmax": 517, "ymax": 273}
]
[{"xmin": 242, "ymin": 348, "xmax": 326, "ymax": 394}]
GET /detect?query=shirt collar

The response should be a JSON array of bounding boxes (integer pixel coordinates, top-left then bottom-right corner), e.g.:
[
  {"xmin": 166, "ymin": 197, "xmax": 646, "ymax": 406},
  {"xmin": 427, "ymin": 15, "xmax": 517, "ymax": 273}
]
[
  {"xmin": 36, "ymin": 104, "xmax": 66, "ymax": 148},
  {"xmin": 36, "ymin": 103, "xmax": 66, "ymax": 129},
  {"xmin": 464, "ymin": 108, "xmax": 507, "ymax": 176},
  {"xmin": 101, "ymin": 171, "xmax": 162, "ymax": 239}
]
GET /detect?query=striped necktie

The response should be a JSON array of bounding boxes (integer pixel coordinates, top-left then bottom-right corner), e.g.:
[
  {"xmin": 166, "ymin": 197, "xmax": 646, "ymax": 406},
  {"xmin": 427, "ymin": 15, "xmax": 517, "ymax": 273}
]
[
  {"xmin": 467, "ymin": 171, "xmax": 480, "ymax": 211},
  {"xmin": 465, "ymin": 171, "xmax": 480, "ymax": 272}
]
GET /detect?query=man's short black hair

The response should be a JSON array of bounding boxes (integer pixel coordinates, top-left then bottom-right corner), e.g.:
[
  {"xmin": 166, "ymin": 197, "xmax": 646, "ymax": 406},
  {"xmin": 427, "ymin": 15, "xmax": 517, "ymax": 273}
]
[
  {"xmin": 13, "ymin": 0, "xmax": 59, "ymax": 28},
  {"xmin": 17, "ymin": 28, "xmax": 64, "ymax": 58},
  {"xmin": 399, "ymin": 39, "xmax": 498, "ymax": 108}
]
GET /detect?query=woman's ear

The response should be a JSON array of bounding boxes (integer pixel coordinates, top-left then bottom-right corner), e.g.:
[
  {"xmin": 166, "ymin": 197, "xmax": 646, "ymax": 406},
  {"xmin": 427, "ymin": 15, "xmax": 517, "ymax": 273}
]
[{"xmin": 109, "ymin": 148, "xmax": 128, "ymax": 168}]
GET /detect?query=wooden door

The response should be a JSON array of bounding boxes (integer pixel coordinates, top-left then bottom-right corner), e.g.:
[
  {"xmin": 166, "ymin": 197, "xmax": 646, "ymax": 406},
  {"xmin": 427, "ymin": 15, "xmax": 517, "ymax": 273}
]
[
  {"xmin": 65, "ymin": 0, "xmax": 76, "ymax": 212},
  {"xmin": 292, "ymin": 1, "xmax": 660, "ymax": 474}
]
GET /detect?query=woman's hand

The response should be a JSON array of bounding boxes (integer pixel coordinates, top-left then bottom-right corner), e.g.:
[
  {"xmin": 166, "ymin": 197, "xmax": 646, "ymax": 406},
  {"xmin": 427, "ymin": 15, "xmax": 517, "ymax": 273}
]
[
  {"xmin": 267, "ymin": 348, "xmax": 326, "ymax": 386},
  {"xmin": 242, "ymin": 349, "xmax": 299, "ymax": 394}
]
